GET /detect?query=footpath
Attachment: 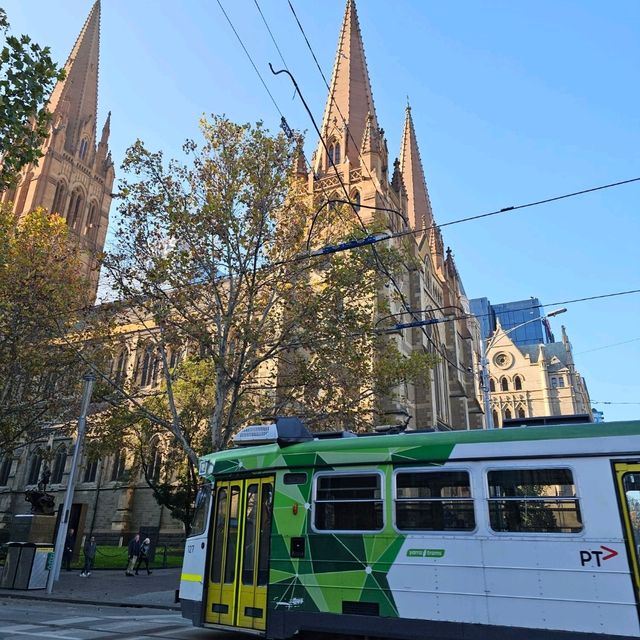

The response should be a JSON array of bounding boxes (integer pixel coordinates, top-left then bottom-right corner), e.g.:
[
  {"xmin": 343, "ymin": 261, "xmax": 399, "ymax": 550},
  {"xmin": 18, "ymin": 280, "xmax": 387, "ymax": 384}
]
[{"xmin": 0, "ymin": 567, "xmax": 181, "ymax": 610}]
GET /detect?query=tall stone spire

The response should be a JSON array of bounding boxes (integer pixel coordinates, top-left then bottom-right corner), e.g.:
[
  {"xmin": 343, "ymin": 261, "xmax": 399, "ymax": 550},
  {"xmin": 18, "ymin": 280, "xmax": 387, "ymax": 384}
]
[
  {"xmin": 1, "ymin": 0, "xmax": 114, "ymax": 303},
  {"xmin": 315, "ymin": 0, "xmax": 378, "ymax": 171},
  {"xmin": 399, "ymin": 104, "xmax": 434, "ymax": 232},
  {"xmin": 48, "ymin": 0, "xmax": 101, "ymax": 154}
]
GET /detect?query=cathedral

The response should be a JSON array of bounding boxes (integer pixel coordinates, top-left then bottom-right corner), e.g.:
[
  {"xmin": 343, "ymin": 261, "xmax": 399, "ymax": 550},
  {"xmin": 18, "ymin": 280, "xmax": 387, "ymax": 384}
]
[
  {"xmin": 0, "ymin": 0, "xmax": 484, "ymax": 545},
  {"xmin": 1, "ymin": 0, "xmax": 114, "ymax": 301}
]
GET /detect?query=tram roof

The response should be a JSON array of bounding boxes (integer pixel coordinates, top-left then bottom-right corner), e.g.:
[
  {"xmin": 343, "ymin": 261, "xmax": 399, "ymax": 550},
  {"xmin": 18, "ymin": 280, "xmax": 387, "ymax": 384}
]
[{"xmin": 199, "ymin": 420, "xmax": 640, "ymax": 477}]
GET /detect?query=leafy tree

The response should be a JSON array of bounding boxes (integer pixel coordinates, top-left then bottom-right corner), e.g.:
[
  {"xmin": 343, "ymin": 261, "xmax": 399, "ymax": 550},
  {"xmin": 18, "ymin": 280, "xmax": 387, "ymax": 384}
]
[
  {"xmin": 95, "ymin": 115, "xmax": 437, "ymax": 528},
  {"xmin": 0, "ymin": 204, "xmax": 99, "ymax": 454},
  {"xmin": 0, "ymin": 8, "xmax": 64, "ymax": 191}
]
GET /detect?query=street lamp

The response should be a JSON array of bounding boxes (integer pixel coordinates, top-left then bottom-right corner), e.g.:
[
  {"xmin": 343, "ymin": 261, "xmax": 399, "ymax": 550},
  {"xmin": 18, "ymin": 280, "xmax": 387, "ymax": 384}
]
[{"xmin": 480, "ymin": 307, "xmax": 567, "ymax": 429}]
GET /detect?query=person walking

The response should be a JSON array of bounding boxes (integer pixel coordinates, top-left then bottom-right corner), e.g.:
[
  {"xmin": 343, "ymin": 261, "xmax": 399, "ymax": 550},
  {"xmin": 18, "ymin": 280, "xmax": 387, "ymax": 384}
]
[
  {"xmin": 63, "ymin": 528, "xmax": 75, "ymax": 572},
  {"xmin": 125, "ymin": 533, "xmax": 141, "ymax": 576},
  {"xmin": 80, "ymin": 535, "xmax": 97, "ymax": 577},
  {"xmin": 134, "ymin": 538, "xmax": 153, "ymax": 575}
]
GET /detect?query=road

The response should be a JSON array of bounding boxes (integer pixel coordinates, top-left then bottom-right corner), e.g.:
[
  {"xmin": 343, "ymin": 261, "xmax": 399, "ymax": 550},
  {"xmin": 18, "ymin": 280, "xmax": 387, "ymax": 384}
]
[{"xmin": 0, "ymin": 599, "xmax": 243, "ymax": 640}]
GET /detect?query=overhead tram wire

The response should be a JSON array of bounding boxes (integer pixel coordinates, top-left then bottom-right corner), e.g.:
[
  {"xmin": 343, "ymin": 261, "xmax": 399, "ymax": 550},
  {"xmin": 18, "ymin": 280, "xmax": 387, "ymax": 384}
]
[
  {"xmin": 280, "ymin": 3, "xmax": 640, "ymax": 378},
  {"xmin": 215, "ymin": 0, "xmax": 283, "ymax": 118},
  {"xmin": 269, "ymin": 61, "xmax": 471, "ymax": 378}
]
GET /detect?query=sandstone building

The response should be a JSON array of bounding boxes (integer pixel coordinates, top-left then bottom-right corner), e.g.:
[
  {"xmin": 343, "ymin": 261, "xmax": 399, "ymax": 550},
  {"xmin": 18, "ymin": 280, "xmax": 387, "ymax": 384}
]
[
  {"xmin": 1, "ymin": 0, "xmax": 114, "ymax": 301},
  {"xmin": 485, "ymin": 322, "xmax": 592, "ymax": 427},
  {"xmin": 0, "ymin": 0, "xmax": 486, "ymax": 547}
]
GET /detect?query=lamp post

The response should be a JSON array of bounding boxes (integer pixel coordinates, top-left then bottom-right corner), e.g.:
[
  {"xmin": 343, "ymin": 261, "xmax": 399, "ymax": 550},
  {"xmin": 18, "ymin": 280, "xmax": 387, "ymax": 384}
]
[
  {"xmin": 46, "ymin": 372, "xmax": 95, "ymax": 594},
  {"xmin": 481, "ymin": 308, "xmax": 567, "ymax": 429}
]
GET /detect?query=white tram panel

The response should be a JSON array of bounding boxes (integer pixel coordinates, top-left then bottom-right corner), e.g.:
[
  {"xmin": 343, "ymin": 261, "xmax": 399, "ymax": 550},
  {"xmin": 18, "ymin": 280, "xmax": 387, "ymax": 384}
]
[{"xmin": 387, "ymin": 456, "xmax": 640, "ymax": 638}]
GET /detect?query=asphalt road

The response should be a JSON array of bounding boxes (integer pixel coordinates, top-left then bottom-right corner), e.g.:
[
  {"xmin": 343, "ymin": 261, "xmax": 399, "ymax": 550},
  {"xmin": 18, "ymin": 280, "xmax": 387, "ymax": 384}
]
[{"xmin": 0, "ymin": 599, "xmax": 244, "ymax": 640}]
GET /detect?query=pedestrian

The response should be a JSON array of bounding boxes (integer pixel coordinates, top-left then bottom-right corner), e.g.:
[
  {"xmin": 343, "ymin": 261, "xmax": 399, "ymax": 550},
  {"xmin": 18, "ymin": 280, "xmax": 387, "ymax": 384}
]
[
  {"xmin": 63, "ymin": 528, "xmax": 75, "ymax": 572},
  {"xmin": 134, "ymin": 538, "xmax": 153, "ymax": 575},
  {"xmin": 80, "ymin": 535, "xmax": 97, "ymax": 577},
  {"xmin": 125, "ymin": 533, "xmax": 141, "ymax": 576}
]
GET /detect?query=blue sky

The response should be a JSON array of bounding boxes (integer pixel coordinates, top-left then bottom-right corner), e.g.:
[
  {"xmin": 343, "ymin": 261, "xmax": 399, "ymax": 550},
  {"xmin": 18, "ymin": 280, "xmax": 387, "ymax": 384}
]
[{"xmin": 7, "ymin": 1, "xmax": 640, "ymax": 421}]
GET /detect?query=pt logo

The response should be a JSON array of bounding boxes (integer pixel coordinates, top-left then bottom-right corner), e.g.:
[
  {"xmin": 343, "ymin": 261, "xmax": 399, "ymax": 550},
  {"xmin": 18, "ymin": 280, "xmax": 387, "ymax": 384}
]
[{"xmin": 580, "ymin": 545, "xmax": 619, "ymax": 567}]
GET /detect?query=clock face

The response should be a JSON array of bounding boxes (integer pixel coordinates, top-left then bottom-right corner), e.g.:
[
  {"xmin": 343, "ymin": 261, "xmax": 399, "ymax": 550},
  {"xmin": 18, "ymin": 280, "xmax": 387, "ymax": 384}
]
[{"xmin": 494, "ymin": 352, "xmax": 512, "ymax": 369}]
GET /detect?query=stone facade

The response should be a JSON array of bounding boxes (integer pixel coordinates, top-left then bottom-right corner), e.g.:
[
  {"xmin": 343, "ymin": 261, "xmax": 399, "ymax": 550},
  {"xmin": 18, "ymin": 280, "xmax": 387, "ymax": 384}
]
[
  {"xmin": 302, "ymin": 0, "xmax": 484, "ymax": 430},
  {"xmin": 1, "ymin": 0, "xmax": 114, "ymax": 302},
  {"xmin": 0, "ymin": 0, "xmax": 488, "ymax": 546},
  {"xmin": 486, "ymin": 323, "xmax": 592, "ymax": 427}
]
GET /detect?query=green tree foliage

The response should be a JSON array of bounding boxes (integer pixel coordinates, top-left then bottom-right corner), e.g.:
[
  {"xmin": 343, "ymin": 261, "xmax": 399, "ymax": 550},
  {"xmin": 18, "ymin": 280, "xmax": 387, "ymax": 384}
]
[
  {"xmin": 0, "ymin": 205, "xmax": 95, "ymax": 454},
  {"xmin": 97, "ymin": 115, "xmax": 437, "ymax": 528},
  {"xmin": 0, "ymin": 8, "xmax": 64, "ymax": 191}
]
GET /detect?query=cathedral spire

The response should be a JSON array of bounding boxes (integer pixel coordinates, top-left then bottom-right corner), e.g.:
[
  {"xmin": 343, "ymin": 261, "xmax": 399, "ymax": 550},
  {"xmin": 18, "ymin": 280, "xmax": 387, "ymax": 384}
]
[
  {"xmin": 48, "ymin": 0, "xmax": 101, "ymax": 154},
  {"xmin": 315, "ymin": 0, "xmax": 379, "ymax": 170},
  {"xmin": 399, "ymin": 104, "xmax": 434, "ymax": 232}
]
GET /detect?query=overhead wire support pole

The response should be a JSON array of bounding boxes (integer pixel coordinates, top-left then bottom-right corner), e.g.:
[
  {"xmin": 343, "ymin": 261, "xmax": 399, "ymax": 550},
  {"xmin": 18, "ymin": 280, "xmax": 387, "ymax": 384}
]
[{"xmin": 46, "ymin": 372, "xmax": 95, "ymax": 594}]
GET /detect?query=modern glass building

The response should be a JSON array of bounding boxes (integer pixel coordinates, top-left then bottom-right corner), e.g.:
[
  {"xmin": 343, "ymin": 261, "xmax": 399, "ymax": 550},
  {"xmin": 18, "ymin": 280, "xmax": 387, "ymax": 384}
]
[{"xmin": 469, "ymin": 297, "xmax": 554, "ymax": 347}]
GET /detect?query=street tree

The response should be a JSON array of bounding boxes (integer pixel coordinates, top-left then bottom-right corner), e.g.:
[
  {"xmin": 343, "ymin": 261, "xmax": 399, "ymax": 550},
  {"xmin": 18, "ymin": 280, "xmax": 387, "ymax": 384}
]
[
  {"xmin": 0, "ymin": 8, "xmax": 65, "ymax": 191},
  {"xmin": 96, "ymin": 115, "xmax": 437, "ymax": 526},
  {"xmin": 0, "ymin": 204, "xmax": 97, "ymax": 454}
]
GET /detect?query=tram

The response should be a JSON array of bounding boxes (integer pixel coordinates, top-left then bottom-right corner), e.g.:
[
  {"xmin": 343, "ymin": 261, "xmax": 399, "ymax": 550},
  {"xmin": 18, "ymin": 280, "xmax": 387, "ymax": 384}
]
[{"xmin": 179, "ymin": 417, "xmax": 640, "ymax": 639}]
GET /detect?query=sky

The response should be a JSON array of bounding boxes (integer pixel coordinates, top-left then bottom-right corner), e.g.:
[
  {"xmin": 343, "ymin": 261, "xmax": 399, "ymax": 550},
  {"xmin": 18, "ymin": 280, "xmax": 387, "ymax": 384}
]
[{"xmin": 5, "ymin": 0, "xmax": 640, "ymax": 422}]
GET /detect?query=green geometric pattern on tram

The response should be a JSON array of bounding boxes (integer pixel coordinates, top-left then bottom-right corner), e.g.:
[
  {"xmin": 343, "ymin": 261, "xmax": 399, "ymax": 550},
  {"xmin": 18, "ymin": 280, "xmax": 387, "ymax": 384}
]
[
  {"xmin": 269, "ymin": 531, "xmax": 404, "ymax": 617},
  {"xmin": 390, "ymin": 443, "xmax": 454, "ymax": 464}
]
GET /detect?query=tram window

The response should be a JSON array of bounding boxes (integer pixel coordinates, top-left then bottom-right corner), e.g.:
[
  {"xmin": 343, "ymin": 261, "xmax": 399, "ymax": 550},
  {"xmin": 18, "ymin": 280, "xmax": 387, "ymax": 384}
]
[
  {"xmin": 284, "ymin": 473, "xmax": 307, "ymax": 485},
  {"xmin": 242, "ymin": 484, "xmax": 259, "ymax": 585},
  {"xmin": 210, "ymin": 488, "xmax": 228, "ymax": 583},
  {"xmin": 395, "ymin": 470, "xmax": 475, "ymax": 531},
  {"xmin": 257, "ymin": 483, "xmax": 273, "ymax": 585},
  {"xmin": 189, "ymin": 484, "xmax": 211, "ymax": 537},
  {"xmin": 314, "ymin": 473, "xmax": 383, "ymax": 532},
  {"xmin": 488, "ymin": 468, "xmax": 582, "ymax": 533},
  {"xmin": 223, "ymin": 487, "xmax": 240, "ymax": 583}
]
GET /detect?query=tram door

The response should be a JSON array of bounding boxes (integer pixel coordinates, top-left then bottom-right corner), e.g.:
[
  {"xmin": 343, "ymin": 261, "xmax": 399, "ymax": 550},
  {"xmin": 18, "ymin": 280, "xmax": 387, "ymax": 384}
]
[
  {"xmin": 206, "ymin": 477, "xmax": 274, "ymax": 631},
  {"xmin": 615, "ymin": 463, "xmax": 640, "ymax": 599}
]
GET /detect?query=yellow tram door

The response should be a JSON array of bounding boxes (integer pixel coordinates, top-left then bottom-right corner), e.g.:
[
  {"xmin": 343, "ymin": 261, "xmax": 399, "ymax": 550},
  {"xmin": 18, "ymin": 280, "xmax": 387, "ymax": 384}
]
[
  {"xmin": 206, "ymin": 479, "xmax": 242, "ymax": 626},
  {"xmin": 614, "ymin": 463, "xmax": 640, "ymax": 598},
  {"xmin": 206, "ymin": 477, "xmax": 274, "ymax": 631},
  {"xmin": 237, "ymin": 478, "xmax": 274, "ymax": 631}
]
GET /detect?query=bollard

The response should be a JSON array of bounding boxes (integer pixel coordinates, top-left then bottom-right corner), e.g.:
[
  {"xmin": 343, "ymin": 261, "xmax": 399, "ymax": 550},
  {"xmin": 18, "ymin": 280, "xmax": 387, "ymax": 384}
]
[{"xmin": 162, "ymin": 544, "xmax": 167, "ymax": 569}]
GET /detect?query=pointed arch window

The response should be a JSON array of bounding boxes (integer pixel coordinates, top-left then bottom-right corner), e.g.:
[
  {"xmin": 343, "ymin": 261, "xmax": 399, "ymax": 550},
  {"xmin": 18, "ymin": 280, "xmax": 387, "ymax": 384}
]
[
  {"xmin": 351, "ymin": 189, "xmax": 361, "ymax": 212},
  {"xmin": 327, "ymin": 139, "xmax": 341, "ymax": 166},
  {"xmin": 79, "ymin": 138, "xmax": 89, "ymax": 161},
  {"xmin": 67, "ymin": 188, "xmax": 84, "ymax": 231},
  {"xmin": 112, "ymin": 348, "xmax": 128, "ymax": 386},
  {"xmin": 333, "ymin": 141, "xmax": 341, "ymax": 164},
  {"xmin": 110, "ymin": 450, "xmax": 127, "ymax": 482},
  {"xmin": 0, "ymin": 455, "xmax": 11, "ymax": 486},
  {"xmin": 86, "ymin": 202, "xmax": 99, "ymax": 242},
  {"xmin": 500, "ymin": 377, "xmax": 509, "ymax": 392},
  {"xmin": 147, "ymin": 439, "xmax": 162, "ymax": 483},
  {"xmin": 52, "ymin": 181, "xmax": 67, "ymax": 216},
  {"xmin": 518, "ymin": 407, "xmax": 526, "ymax": 419},
  {"xmin": 50, "ymin": 445, "xmax": 68, "ymax": 484},
  {"xmin": 27, "ymin": 451, "xmax": 43, "ymax": 486},
  {"xmin": 514, "ymin": 375, "xmax": 522, "ymax": 391},
  {"xmin": 504, "ymin": 408, "xmax": 512, "ymax": 421},
  {"xmin": 492, "ymin": 410, "xmax": 499, "ymax": 427},
  {"xmin": 83, "ymin": 457, "xmax": 99, "ymax": 483},
  {"xmin": 138, "ymin": 344, "xmax": 158, "ymax": 388},
  {"xmin": 489, "ymin": 378, "xmax": 496, "ymax": 392}
]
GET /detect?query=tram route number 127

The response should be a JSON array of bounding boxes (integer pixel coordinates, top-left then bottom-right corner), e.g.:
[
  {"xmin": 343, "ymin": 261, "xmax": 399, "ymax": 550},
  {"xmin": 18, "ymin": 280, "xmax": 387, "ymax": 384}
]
[{"xmin": 580, "ymin": 545, "xmax": 619, "ymax": 567}]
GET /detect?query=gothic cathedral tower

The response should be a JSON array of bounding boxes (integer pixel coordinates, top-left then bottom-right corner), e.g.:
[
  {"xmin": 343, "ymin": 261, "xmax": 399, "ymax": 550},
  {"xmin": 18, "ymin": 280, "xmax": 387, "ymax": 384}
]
[
  {"xmin": 1, "ymin": 1, "xmax": 114, "ymax": 302},
  {"xmin": 308, "ymin": 0, "xmax": 485, "ymax": 429}
]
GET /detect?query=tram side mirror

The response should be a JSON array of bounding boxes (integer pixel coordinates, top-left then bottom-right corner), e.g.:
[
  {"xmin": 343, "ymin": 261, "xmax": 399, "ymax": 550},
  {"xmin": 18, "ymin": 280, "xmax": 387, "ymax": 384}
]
[{"xmin": 290, "ymin": 537, "xmax": 305, "ymax": 558}]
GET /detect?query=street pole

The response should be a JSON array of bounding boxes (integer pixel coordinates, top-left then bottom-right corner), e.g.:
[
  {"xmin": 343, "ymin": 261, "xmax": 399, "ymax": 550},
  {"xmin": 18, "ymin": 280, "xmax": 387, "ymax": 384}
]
[
  {"xmin": 480, "ymin": 340, "xmax": 494, "ymax": 429},
  {"xmin": 46, "ymin": 372, "xmax": 95, "ymax": 594}
]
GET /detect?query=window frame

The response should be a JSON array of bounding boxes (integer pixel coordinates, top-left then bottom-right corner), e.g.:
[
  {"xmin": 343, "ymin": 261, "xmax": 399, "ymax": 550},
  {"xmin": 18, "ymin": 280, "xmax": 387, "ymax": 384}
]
[
  {"xmin": 392, "ymin": 466, "xmax": 477, "ymax": 535},
  {"xmin": 485, "ymin": 464, "xmax": 585, "ymax": 536},
  {"xmin": 311, "ymin": 469, "xmax": 385, "ymax": 534}
]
